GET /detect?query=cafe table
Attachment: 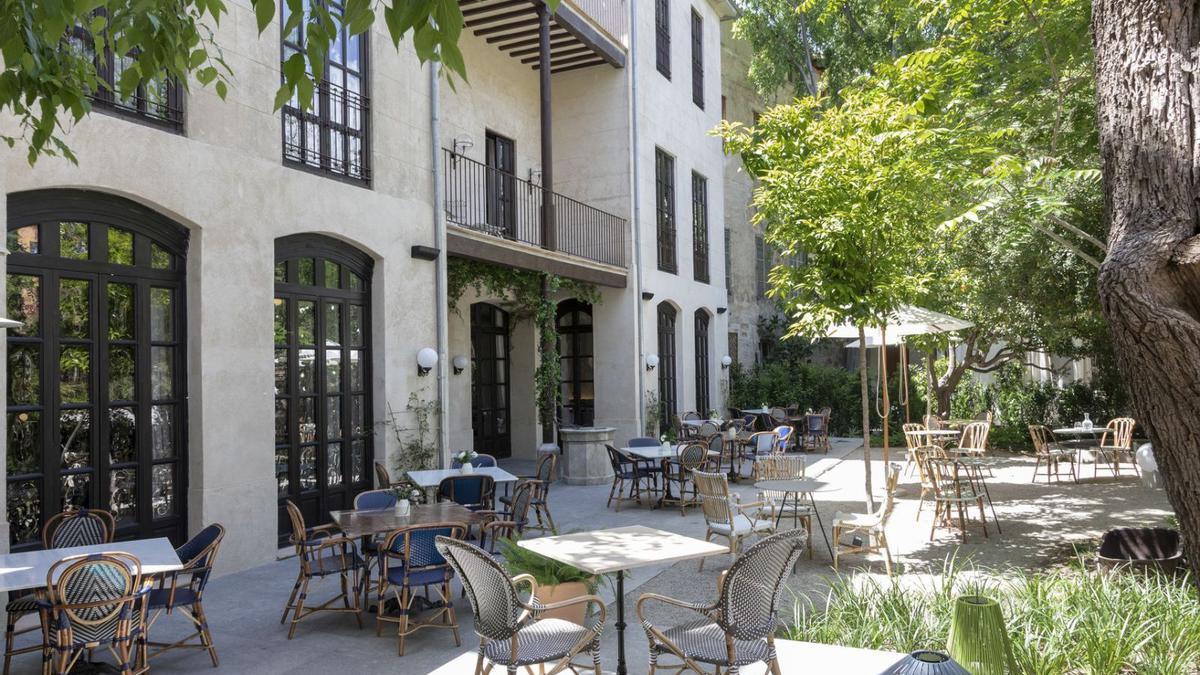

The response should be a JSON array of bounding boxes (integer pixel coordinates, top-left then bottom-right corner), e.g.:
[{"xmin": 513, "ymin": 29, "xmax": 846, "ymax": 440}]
[
  {"xmin": 624, "ymin": 445, "xmax": 721, "ymax": 508},
  {"xmin": 752, "ymin": 478, "xmax": 835, "ymax": 557},
  {"xmin": 408, "ymin": 466, "xmax": 520, "ymax": 499},
  {"xmin": 518, "ymin": 525, "xmax": 727, "ymax": 675},
  {"xmin": 330, "ymin": 501, "xmax": 488, "ymax": 539}
]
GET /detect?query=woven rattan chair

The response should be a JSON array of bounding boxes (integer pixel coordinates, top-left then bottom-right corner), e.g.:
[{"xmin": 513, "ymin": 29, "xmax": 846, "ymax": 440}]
[
  {"xmin": 754, "ymin": 456, "xmax": 813, "ymax": 558},
  {"xmin": 451, "ymin": 453, "xmax": 498, "ymax": 469},
  {"xmin": 738, "ymin": 431, "xmax": 777, "ymax": 479},
  {"xmin": 5, "ymin": 508, "xmax": 116, "ymax": 674},
  {"xmin": 768, "ymin": 407, "xmax": 788, "ymax": 426},
  {"xmin": 501, "ymin": 453, "xmax": 556, "ymax": 534},
  {"xmin": 1029, "ymin": 425, "xmax": 1077, "ymax": 483},
  {"xmin": 693, "ymin": 470, "xmax": 774, "ymax": 571},
  {"xmin": 438, "ymin": 475, "xmax": 496, "ymax": 512},
  {"xmin": 146, "ymin": 523, "xmax": 226, "ymax": 667},
  {"xmin": 435, "ymin": 536, "xmax": 605, "ymax": 675},
  {"xmin": 662, "ymin": 442, "xmax": 712, "ymax": 516},
  {"xmin": 354, "ymin": 489, "xmax": 399, "ymax": 510},
  {"xmin": 925, "ymin": 457, "xmax": 988, "ymax": 542},
  {"xmin": 478, "ymin": 480, "xmax": 536, "ymax": 553},
  {"xmin": 374, "ymin": 461, "xmax": 405, "ymax": 489},
  {"xmin": 833, "ymin": 464, "xmax": 901, "ymax": 574},
  {"xmin": 373, "ymin": 523, "xmax": 466, "ymax": 656},
  {"xmin": 771, "ymin": 425, "xmax": 794, "ymax": 454},
  {"xmin": 1093, "ymin": 417, "xmax": 1138, "ymax": 479},
  {"xmin": 911, "ymin": 445, "xmax": 944, "ymax": 518},
  {"xmin": 803, "ymin": 413, "xmax": 830, "ymax": 453},
  {"xmin": 922, "ymin": 414, "xmax": 944, "ymax": 430},
  {"xmin": 605, "ymin": 445, "xmax": 657, "ymax": 510},
  {"xmin": 637, "ymin": 529, "xmax": 807, "ymax": 675},
  {"xmin": 952, "ymin": 421, "xmax": 990, "ymax": 459},
  {"xmin": 901, "ymin": 423, "xmax": 929, "ymax": 475},
  {"xmin": 280, "ymin": 500, "xmax": 365, "ymax": 639},
  {"xmin": 40, "ymin": 551, "xmax": 151, "ymax": 675}
]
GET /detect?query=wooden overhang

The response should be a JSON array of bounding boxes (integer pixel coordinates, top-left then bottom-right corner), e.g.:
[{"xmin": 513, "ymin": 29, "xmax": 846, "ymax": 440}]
[{"xmin": 460, "ymin": 0, "xmax": 626, "ymax": 73}]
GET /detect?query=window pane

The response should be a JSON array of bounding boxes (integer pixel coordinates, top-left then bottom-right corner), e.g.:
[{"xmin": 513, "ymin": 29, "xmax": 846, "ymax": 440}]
[
  {"xmin": 298, "ymin": 301, "xmax": 315, "ymax": 344},
  {"xmin": 151, "ymin": 243, "xmax": 172, "ymax": 270},
  {"xmin": 348, "ymin": 304, "xmax": 363, "ymax": 346},
  {"xmin": 150, "ymin": 288, "xmax": 174, "ymax": 341},
  {"xmin": 349, "ymin": 273, "xmax": 363, "ymax": 291},
  {"xmin": 109, "ymin": 407, "xmax": 137, "ymax": 463},
  {"xmin": 327, "ymin": 396, "xmax": 342, "ymax": 437},
  {"xmin": 327, "ymin": 442, "xmax": 342, "ymax": 486},
  {"xmin": 275, "ymin": 399, "xmax": 289, "ymax": 443},
  {"xmin": 349, "ymin": 350, "xmax": 363, "ymax": 391},
  {"xmin": 326, "ymin": 351, "xmax": 342, "ymax": 393},
  {"xmin": 275, "ymin": 261, "xmax": 287, "ymax": 282},
  {"xmin": 107, "ymin": 227, "xmax": 133, "ymax": 265},
  {"xmin": 276, "ymin": 448, "xmax": 290, "ymax": 496},
  {"xmin": 7, "ymin": 480, "xmax": 41, "ymax": 546},
  {"xmin": 298, "ymin": 398, "xmax": 316, "ymax": 442},
  {"xmin": 7, "ymin": 274, "xmax": 40, "ymax": 336},
  {"xmin": 60, "ymin": 409, "xmax": 91, "ymax": 468},
  {"xmin": 351, "ymin": 394, "xmax": 365, "ymax": 436},
  {"xmin": 110, "ymin": 468, "xmax": 137, "ymax": 523},
  {"xmin": 299, "ymin": 446, "xmax": 316, "ymax": 489},
  {"xmin": 325, "ymin": 303, "xmax": 341, "ymax": 346},
  {"xmin": 59, "ymin": 222, "xmax": 89, "ymax": 260},
  {"xmin": 298, "ymin": 349, "xmax": 315, "ymax": 394},
  {"xmin": 274, "ymin": 298, "xmax": 288, "ymax": 345},
  {"xmin": 60, "ymin": 346, "xmax": 91, "ymax": 403},
  {"xmin": 151, "ymin": 346, "xmax": 173, "ymax": 399},
  {"xmin": 8, "ymin": 225, "xmax": 39, "ymax": 254},
  {"xmin": 62, "ymin": 473, "xmax": 91, "ymax": 511},
  {"xmin": 8, "ymin": 345, "xmax": 40, "ymax": 405},
  {"xmin": 109, "ymin": 345, "xmax": 135, "ymax": 401},
  {"xmin": 324, "ymin": 261, "xmax": 341, "ymax": 289},
  {"xmin": 298, "ymin": 258, "xmax": 315, "ymax": 285},
  {"xmin": 152, "ymin": 405, "xmax": 175, "ymax": 460},
  {"xmin": 351, "ymin": 439, "xmax": 364, "ymax": 484},
  {"xmin": 152, "ymin": 464, "xmax": 175, "ymax": 518},
  {"xmin": 59, "ymin": 279, "xmax": 91, "ymax": 339},
  {"xmin": 8, "ymin": 412, "xmax": 39, "ymax": 474},
  {"xmin": 275, "ymin": 348, "xmax": 289, "ymax": 394},
  {"xmin": 108, "ymin": 283, "xmax": 134, "ymax": 340}
]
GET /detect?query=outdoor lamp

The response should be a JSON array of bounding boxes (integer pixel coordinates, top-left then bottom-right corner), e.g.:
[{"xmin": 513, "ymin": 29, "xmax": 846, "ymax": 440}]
[
  {"xmin": 721, "ymin": 355, "xmax": 733, "ymax": 369},
  {"xmin": 645, "ymin": 354, "xmax": 659, "ymax": 371},
  {"xmin": 0, "ymin": 318, "xmax": 22, "ymax": 329},
  {"xmin": 416, "ymin": 348, "xmax": 439, "ymax": 376},
  {"xmin": 452, "ymin": 355, "xmax": 469, "ymax": 375},
  {"xmin": 880, "ymin": 651, "xmax": 970, "ymax": 675}
]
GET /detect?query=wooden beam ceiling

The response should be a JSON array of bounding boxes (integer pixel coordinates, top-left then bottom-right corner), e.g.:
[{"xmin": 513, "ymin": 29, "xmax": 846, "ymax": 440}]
[{"xmin": 458, "ymin": 0, "xmax": 625, "ymax": 72}]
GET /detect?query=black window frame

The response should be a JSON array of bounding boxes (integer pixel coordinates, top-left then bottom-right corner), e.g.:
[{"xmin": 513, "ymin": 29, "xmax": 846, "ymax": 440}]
[
  {"xmin": 694, "ymin": 310, "xmax": 710, "ymax": 415},
  {"xmin": 485, "ymin": 131, "xmax": 518, "ymax": 237},
  {"xmin": 280, "ymin": 0, "xmax": 372, "ymax": 186},
  {"xmin": 556, "ymin": 299, "xmax": 594, "ymax": 427},
  {"xmin": 657, "ymin": 303, "xmax": 678, "ymax": 428},
  {"xmin": 692, "ymin": 172, "xmax": 709, "ymax": 283},
  {"xmin": 724, "ymin": 228, "xmax": 732, "ymax": 297},
  {"xmin": 656, "ymin": 148, "xmax": 677, "ymax": 274},
  {"xmin": 471, "ymin": 303, "xmax": 513, "ymax": 459},
  {"xmin": 655, "ymin": 0, "xmax": 671, "ymax": 78},
  {"xmin": 690, "ymin": 8, "xmax": 704, "ymax": 109}
]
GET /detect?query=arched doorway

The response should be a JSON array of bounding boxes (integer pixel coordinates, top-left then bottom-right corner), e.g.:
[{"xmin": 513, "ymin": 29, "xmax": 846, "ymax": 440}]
[
  {"xmin": 274, "ymin": 234, "xmax": 373, "ymax": 542},
  {"xmin": 557, "ymin": 299, "xmax": 594, "ymax": 427},
  {"xmin": 6, "ymin": 190, "xmax": 189, "ymax": 550},
  {"xmin": 471, "ymin": 303, "xmax": 511, "ymax": 458}
]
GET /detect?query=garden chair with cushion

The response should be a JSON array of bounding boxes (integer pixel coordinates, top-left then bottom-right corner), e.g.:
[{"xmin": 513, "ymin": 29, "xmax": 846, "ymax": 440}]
[
  {"xmin": 636, "ymin": 529, "xmax": 807, "ymax": 675},
  {"xmin": 803, "ymin": 413, "xmax": 831, "ymax": 453},
  {"xmin": 435, "ymin": 536, "xmax": 606, "ymax": 675},
  {"xmin": 833, "ymin": 464, "xmax": 901, "ymax": 574},
  {"xmin": 280, "ymin": 500, "xmax": 365, "ymax": 639},
  {"xmin": 40, "ymin": 551, "xmax": 152, "ymax": 675},
  {"xmin": 692, "ymin": 470, "xmax": 775, "ymax": 571},
  {"xmin": 662, "ymin": 442, "xmax": 713, "ymax": 516},
  {"xmin": 1092, "ymin": 417, "xmax": 1138, "ymax": 479},
  {"xmin": 438, "ymin": 475, "xmax": 496, "ymax": 512},
  {"xmin": 373, "ymin": 523, "xmax": 467, "ymax": 656},
  {"xmin": 739, "ymin": 431, "xmax": 778, "ymax": 479},
  {"xmin": 1029, "ymin": 424, "xmax": 1077, "ymax": 483},
  {"xmin": 146, "ymin": 523, "xmax": 226, "ymax": 667},
  {"xmin": 5, "ymin": 507, "xmax": 116, "ymax": 674},
  {"xmin": 500, "ymin": 452, "xmax": 557, "ymax": 535},
  {"xmin": 925, "ymin": 457, "xmax": 989, "ymax": 543},
  {"xmin": 605, "ymin": 445, "xmax": 657, "ymax": 510},
  {"xmin": 772, "ymin": 425, "xmax": 794, "ymax": 454}
]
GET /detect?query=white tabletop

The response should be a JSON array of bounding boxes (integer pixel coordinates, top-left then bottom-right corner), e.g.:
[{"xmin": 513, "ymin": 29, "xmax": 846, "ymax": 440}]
[
  {"xmin": 407, "ymin": 466, "xmax": 519, "ymax": 488},
  {"xmin": 623, "ymin": 446, "xmax": 721, "ymax": 461},
  {"xmin": 1054, "ymin": 427, "xmax": 1101, "ymax": 436},
  {"xmin": 754, "ymin": 478, "xmax": 834, "ymax": 494},
  {"xmin": 518, "ymin": 525, "xmax": 728, "ymax": 575},
  {"xmin": 0, "ymin": 538, "xmax": 182, "ymax": 592},
  {"xmin": 908, "ymin": 429, "xmax": 960, "ymax": 437},
  {"xmin": 740, "ymin": 408, "xmax": 772, "ymax": 415},
  {"xmin": 681, "ymin": 419, "xmax": 722, "ymax": 427}
]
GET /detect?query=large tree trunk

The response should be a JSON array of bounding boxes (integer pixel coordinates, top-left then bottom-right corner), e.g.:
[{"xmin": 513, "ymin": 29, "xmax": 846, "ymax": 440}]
[{"xmin": 1093, "ymin": 0, "xmax": 1200, "ymax": 584}]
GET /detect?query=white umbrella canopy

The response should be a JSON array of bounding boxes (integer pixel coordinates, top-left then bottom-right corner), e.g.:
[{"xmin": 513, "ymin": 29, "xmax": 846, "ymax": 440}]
[{"xmin": 820, "ymin": 305, "xmax": 974, "ymax": 340}]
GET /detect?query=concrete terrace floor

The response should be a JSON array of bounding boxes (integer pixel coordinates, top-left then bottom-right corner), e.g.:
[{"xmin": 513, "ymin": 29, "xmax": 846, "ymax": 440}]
[{"xmin": 6, "ymin": 438, "xmax": 1172, "ymax": 674}]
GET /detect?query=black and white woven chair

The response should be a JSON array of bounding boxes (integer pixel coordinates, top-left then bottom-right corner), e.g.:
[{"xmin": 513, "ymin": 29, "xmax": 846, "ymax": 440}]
[
  {"xmin": 692, "ymin": 470, "xmax": 774, "ymax": 571},
  {"xmin": 434, "ymin": 536, "xmax": 605, "ymax": 675},
  {"xmin": 4, "ymin": 508, "xmax": 116, "ymax": 674},
  {"xmin": 636, "ymin": 529, "xmax": 807, "ymax": 675}
]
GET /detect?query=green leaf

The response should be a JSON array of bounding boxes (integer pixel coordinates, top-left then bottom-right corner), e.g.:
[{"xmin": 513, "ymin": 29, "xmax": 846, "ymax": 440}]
[{"xmin": 253, "ymin": 0, "xmax": 276, "ymax": 33}]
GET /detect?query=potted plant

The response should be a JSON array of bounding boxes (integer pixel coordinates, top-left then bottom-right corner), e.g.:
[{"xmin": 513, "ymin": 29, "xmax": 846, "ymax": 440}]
[
  {"xmin": 455, "ymin": 449, "xmax": 478, "ymax": 473},
  {"xmin": 387, "ymin": 484, "xmax": 424, "ymax": 516},
  {"xmin": 496, "ymin": 538, "xmax": 602, "ymax": 626}
]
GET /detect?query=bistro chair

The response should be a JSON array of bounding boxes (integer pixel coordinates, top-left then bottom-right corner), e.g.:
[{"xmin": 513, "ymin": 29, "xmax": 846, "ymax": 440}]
[
  {"xmin": 435, "ymin": 536, "xmax": 605, "ymax": 675},
  {"xmin": 832, "ymin": 464, "xmax": 901, "ymax": 574},
  {"xmin": 923, "ymin": 414, "xmax": 944, "ymax": 430},
  {"xmin": 924, "ymin": 457, "xmax": 989, "ymax": 543},
  {"xmin": 478, "ymin": 481, "xmax": 536, "ymax": 553},
  {"xmin": 355, "ymin": 489, "xmax": 399, "ymax": 511},
  {"xmin": 5, "ymin": 508, "xmax": 116, "ymax": 675},
  {"xmin": 375, "ymin": 462, "xmax": 403, "ymax": 489},
  {"xmin": 772, "ymin": 425, "xmax": 794, "ymax": 453},
  {"xmin": 697, "ymin": 421, "xmax": 720, "ymax": 439},
  {"xmin": 704, "ymin": 433, "xmax": 730, "ymax": 475},
  {"xmin": 146, "ymin": 523, "xmax": 226, "ymax": 667},
  {"xmin": 803, "ymin": 412, "xmax": 831, "ymax": 453},
  {"xmin": 373, "ymin": 523, "xmax": 467, "ymax": 656},
  {"xmin": 280, "ymin": 500, "xmax": 365, "ymax": 639},
  {"xmin": 605, "ymin": 445, "xmax": 656, "ymax": 510},
  {"xmin": 40, "ymin": 551, "xmax": 152, "ymax": 675},
  {"xmin": 754, "ymin": 456, "xmax": 814, "ymax": 558},
  {"xmin": 437, "ymin": 475, "xmax": 496, "ymax": 512},
  {"xmin": 953, "ymin": 421, "xmax": 991, "ymax": 459},
  {"xmin": 901, "ymin": 423, "xmax": 928, "ymax": 475},
  {"xmin": 911, "ymin": 445, "xmax": 944, "ymax": 519},
  {"xmin": 451, "ymin": 453, "xmax": 497, "ymax": 469},
  {"xmin": 768, "ymin": 407, "xmax": 789, "ymax": 427},
  {"xmin": 637, "ymin": 529, "xmax": 806, "ymax": 675},
  {"xmin": 1094, "ymin": 417, "xmax": 1138, "ymax": 479},
  {"xmin": 739, "ymin": 431, "xmax": 778, "ymax": 479},
  {"xmin": 500, "ymin": 453, "xmax": 556, "ymax": 534},
  {"xmin": 693, "ymin": 470, "xmax": 774, "ymax": 571},
  {"xmin": 662, "ymin": 442, "xmax": 712, "ymax": 516},
  {"xmin": 1029, "ymin": 425, "xmax": 1077, "ymax": 483}
]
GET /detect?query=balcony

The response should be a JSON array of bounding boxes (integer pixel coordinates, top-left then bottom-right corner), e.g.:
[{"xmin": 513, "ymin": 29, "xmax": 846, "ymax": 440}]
[
  {"xmin": 461, "ymin": 0, "xmax": 626, "ymax": 72},
  {"xmin": 443, "ymin": 148, "xmax": 628, "ymax": 286}
]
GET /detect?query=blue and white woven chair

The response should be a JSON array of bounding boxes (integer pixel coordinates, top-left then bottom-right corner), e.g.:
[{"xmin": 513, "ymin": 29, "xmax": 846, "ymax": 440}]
[
  {"xmin": 637, "ymin": 529, "xmax": 807, "ymax": 675},
  {"xmin": 373, "ymin": 523, "xmax": 467, "ymax": 656},
  {"xmin": 280, "ymin": 500, "xmax": 366, "ymax": 639},
  {"xmin": 4, "ymin": 508, "xmax": 116, "ymax": 674},
  {"xmin": 438, "ymin": 475, "xmax": 496, "ymax": 512},
  {"xmin": 451, "ymin": 453, "xmax": 498, "ymax": 469},
  {"xmin": 146, "ymin": 523, "xmax": 225, "ymax": 666},
  {"xmin": 40, "ymin": 551, "xmax": 152, "ymax": 675},
  {"xmin": 435, "ymin": 536, "xmax": 605, "ymax": 675}
]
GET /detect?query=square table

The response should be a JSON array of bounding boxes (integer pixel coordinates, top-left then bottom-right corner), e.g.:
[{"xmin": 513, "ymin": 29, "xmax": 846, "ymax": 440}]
[
  {"xmin": 408, "ymin": 466, "xmax": 520, "ymax": 499},
  {"xmin": 519, "ymin": 525, "xmax": 727, "ymax": 675},
  {"xmin": 330, "ymin": 502, "xmax": 488, "ymax": 539},
  {"xmin": 0, "ymin": 538, "xmax": 182, "ymax": 593},
  {"xmin": 752, "ymin": 478, "xmax": 835, "ymax": 557}
]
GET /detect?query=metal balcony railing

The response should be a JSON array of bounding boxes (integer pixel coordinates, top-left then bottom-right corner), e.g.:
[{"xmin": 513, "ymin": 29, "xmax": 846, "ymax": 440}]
[{"xmin": 443, "ymin": 148, "xmax": 627, "ymax": 268}]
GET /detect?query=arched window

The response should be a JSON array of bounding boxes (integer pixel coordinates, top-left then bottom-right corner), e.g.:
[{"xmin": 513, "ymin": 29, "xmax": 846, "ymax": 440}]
[
  {"xmin": 694, "ymin": 310, "xmax": 711, "ymax": 415},
  {"xmin": 274, "ymin": 235, "xmax": 372, "ymax": 542},
  {"xmin": 6, "ymin": 190, "xmax": 189, "ymax": 550},
  {"xmin": 656, "ymin": 303, "xmax": 677, "ymax": 428},
  {"xmin": 471, "ymin": 303, "xmax": 511, "ymax": 458},
  {"xmin": 557, "ymin": 300, "xmax": 594, "ymax": 427}
]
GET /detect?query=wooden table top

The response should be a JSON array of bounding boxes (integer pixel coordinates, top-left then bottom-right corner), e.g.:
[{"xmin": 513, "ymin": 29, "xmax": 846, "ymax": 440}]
[{"xmin": 331, "ymin": 502, "xmax": 487, "ymax": 538}]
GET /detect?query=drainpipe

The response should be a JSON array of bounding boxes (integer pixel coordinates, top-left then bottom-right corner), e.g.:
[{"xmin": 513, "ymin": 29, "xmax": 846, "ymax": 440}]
[
  {"xmin": 629, "ymin": 0, "xmax": 646, "ymax": 435},
  {"xmin": 430, "ymin": 61, "xmax": 451, "ymax": 468}
]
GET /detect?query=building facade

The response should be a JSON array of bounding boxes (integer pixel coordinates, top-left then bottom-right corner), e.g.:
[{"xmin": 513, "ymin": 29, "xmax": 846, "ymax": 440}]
[{"xmin": 0, "ymin": 0, "xmax": 755, "ymax": 573}]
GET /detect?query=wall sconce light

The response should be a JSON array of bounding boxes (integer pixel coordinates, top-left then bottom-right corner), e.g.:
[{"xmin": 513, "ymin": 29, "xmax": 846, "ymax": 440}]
[
  {"xmin": 721, "ymin": 355, "xmax": 733, "ymax": 369},
  {"xmin": 453, "ymin": 355, "xmax": 469, "ymax": 375},
  {"xmin": 528, "ymin": 168, "xmax": 543, "ymax": 193},
  {"xmin": 641, "ymin": 291, "xmax": 655, "ymax": 301},
  {"xmin": 416, "ymin": 347, "xmax": 439, "ymax": 376},
  {"xmin": 645, "ymin": 354, "xmax": 659, "ymax": 371},
  {"xmin": 717, "ymin": 306, "xmax": 728, "ymax": 314},
  {"xmin": 453, "ymin": 137, "xmax": 474, "ymax": 155}
]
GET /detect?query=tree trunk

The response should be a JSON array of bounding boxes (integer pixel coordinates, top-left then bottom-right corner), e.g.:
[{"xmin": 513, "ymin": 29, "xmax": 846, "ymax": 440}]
[
  {"xmin": 860, "ymin": 326, "xmax": 875, "ymax": 511},
  {"xmin": 1093, "ymin": 0, "xmax": 1200, "ymax": 584}
]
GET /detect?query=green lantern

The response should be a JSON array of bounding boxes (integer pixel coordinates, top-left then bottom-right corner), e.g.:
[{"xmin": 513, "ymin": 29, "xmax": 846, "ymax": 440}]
[{"xmin": 946, "ymin": 595, "xmax": 1013, "ymax": 675}]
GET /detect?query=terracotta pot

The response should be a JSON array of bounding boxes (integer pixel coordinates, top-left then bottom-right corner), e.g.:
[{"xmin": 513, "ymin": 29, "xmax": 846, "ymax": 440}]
[{"xmin": 536, "ymin": 580, "xmax": 592, "ymax": 626}]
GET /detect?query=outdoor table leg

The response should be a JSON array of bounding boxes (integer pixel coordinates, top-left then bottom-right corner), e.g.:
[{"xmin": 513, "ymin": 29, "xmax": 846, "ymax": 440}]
[
  {"xmin": 809, "ymin": 493, "xmax": 834, "ymax": 558},
  {"xmin": 616, "ymin": 569, "xmax": 628, "ymax": 675},
  {"xmin": 973, "ymin": 467, "xmax": 1001, "ymax": 533}
]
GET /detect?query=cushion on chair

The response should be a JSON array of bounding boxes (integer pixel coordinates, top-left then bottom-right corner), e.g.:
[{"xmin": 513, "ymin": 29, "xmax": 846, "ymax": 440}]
[
  {"xmin": 709, "ymin": 514, "xmax": 774, "ymax": 537},
  {"xmin": 831, "ymin": 512, "xmax": 880, "ymax": 529},
  {"xmin": 481, "ymin": 618, "xmax": 594, "ymax": 667},
  {"xmin": 147, "ymin": 587, "xmax": 197, "ymax": 610},
  {"xmin": 308, "ymin": 551, "xmax": 363, "ymax": 576},
  {"xmin": 385, "ymin": 565, "xmax": 450, "ymax": 588},
  {"xmin": 650, "ymin": 618, "xmax": 771, "ymax": 667}
]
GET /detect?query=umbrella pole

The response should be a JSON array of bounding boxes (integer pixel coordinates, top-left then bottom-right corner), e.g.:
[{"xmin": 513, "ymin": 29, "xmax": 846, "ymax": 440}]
[
  {"xmin": 881, "ymin": 325, "xmax": 890, "ymax": 467},
  {"xmin": 858, "ymin": 325, "xmax": 875, "ymax": 511}
]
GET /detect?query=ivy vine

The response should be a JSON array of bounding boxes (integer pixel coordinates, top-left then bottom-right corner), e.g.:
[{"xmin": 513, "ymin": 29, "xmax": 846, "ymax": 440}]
[{"xmin": 447, "ymin": 259, "xmax": 600, "ymax": 436}]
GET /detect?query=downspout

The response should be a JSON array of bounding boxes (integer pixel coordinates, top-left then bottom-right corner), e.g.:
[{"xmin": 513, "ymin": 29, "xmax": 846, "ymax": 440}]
[
  {"xmin": 629, "ymin": 0, "xmax": 646, "ymax": 435},
  {"xmin": 430, "ymin": 61, "xmax": 451, "ymax": 469}
]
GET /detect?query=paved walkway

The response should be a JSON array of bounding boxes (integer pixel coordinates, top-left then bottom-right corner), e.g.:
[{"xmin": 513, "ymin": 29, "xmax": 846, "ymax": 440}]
[{"xmin": 4, "ymin": 438, "xmax": 1172, "ymax": 674}]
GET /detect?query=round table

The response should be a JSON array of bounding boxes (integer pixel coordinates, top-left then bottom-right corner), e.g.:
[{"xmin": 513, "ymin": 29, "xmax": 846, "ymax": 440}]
[{"xmin": 753, "ymin": 478, "xmax": 835, "ymax": 557}]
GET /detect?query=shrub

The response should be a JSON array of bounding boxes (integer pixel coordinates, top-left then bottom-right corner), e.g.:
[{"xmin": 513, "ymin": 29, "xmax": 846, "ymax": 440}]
[{"xmin": 729, "ymin": 361, "xmax": 863, "ymax": 435}]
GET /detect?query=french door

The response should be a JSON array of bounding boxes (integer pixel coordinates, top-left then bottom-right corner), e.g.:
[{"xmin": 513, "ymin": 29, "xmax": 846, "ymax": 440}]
[
  {"xmin": 471, "ymin": 303, "xmax": 511, "ymax": 458},
  {"xmin": 557, "ymin": 300, "xmax": 594, "ymax": 427},
  {"xmin": 485, "ymin": 131, "xmax": 517, "ymax": 237}
]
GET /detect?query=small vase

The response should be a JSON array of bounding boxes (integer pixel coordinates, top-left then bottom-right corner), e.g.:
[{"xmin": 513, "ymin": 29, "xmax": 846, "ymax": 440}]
[
  {"xmin": 460, "ymin": 462, "xmax": 474, "ymax": 474},
  {"xmin": 394, "ymin": 499, "xmax": 411, "ymax": 517},
  {"xmin": 1082, "ymin": 413, "xmax": 1093, "ymax": 431},
  {"xmin": 661, "ymin": 441, "xmax": 671, "ymax": 453}
]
